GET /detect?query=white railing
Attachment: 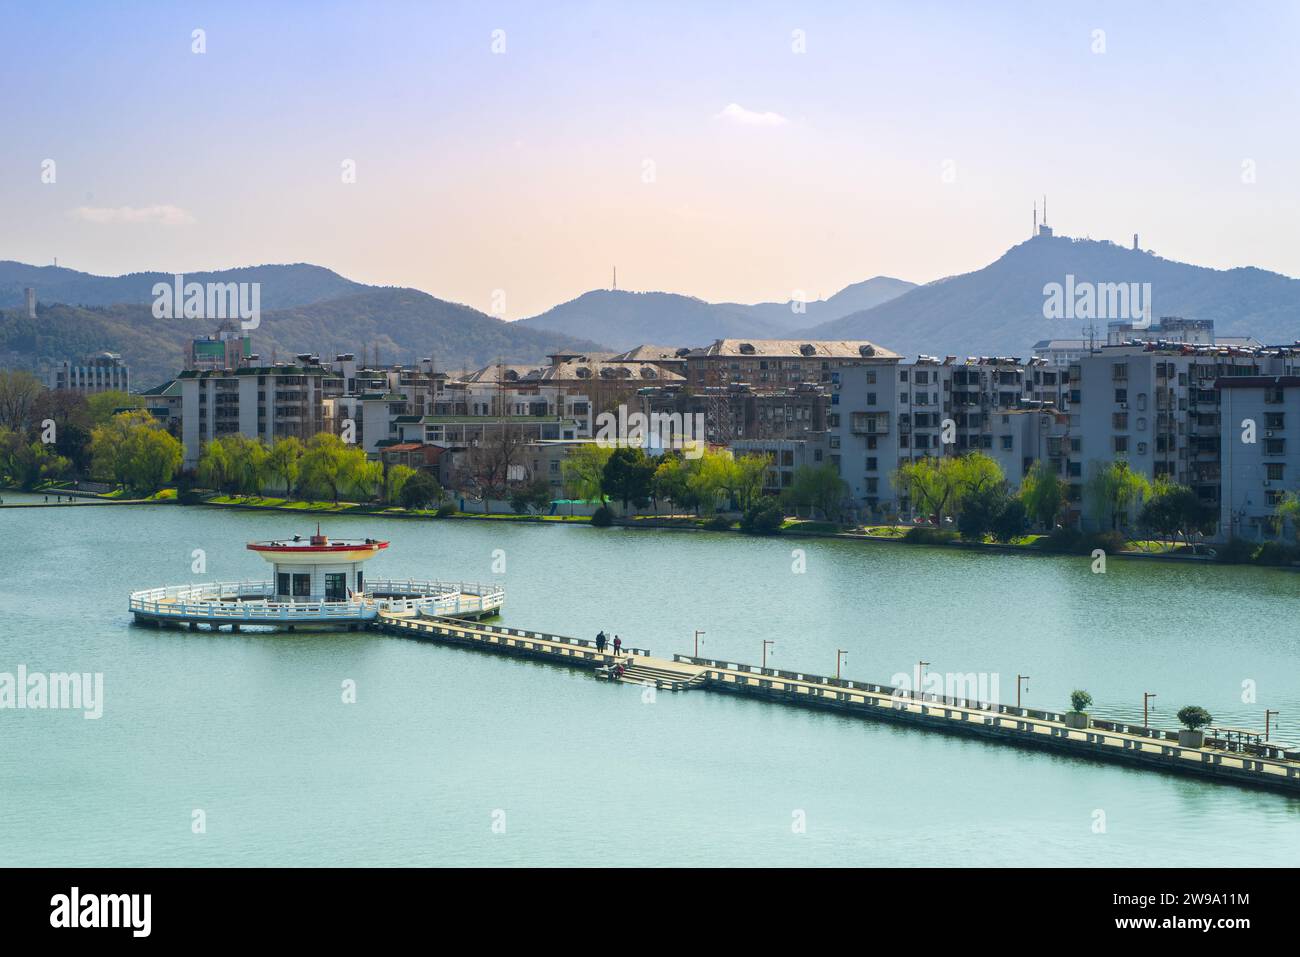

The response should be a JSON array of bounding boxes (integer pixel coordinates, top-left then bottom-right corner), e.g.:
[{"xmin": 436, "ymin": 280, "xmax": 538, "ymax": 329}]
[{"xmin": 129, "ymin": 578, "xmax": 505, "ymax": 623}]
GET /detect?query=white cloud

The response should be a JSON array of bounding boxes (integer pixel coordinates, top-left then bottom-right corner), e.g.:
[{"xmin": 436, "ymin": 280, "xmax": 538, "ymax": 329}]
[
  {"xmin": 70, "ymin": 204, "xmax": 196, "ymax": 225},
  {"xmin": 714, "ymin": 102, "xmax": 789, "ymax": 127}
]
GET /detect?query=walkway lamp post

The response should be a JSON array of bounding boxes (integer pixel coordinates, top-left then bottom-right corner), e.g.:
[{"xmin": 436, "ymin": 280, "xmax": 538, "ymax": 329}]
[
  {"xmin": 1267, "ymin": 709, "xmax": 1280, "ymax": 740},
  {"xmin": 836, "ymin": 650, "xmax": 847, "ymax": 680},
  {"xmin": 1143, "ymin": 691, "xmax": 1157, "ymax": 730},
  {"xmin": 762, "ymin": 640, "xmax": 774, "ymax": 670},
  {"xmin": 694, "ymin": 630, "xmax": 705, "ymax": 658},
  {"xmin": 1017, "ymin": 675, "xmax": 1030, "ymax": 709},
  {"xmin": 917, "ymin": 660, "xmax": 930, "ymax": 702}
]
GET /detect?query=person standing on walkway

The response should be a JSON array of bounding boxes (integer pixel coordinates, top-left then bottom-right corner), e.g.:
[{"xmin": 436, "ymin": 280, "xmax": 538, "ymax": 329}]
[
  {"xmin": 596, "ymin": 631, "xmax": 606, "ymax": 653},
  {"xmin": 613, "ymin": 635, "xmax": 622, "ymax": 657}
]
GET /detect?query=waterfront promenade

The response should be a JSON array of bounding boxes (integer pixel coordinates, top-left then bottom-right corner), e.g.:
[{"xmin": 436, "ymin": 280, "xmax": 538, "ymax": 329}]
[{"xmin": 380, "ymin": 610, "xmax": 1300, "ymax": 797}]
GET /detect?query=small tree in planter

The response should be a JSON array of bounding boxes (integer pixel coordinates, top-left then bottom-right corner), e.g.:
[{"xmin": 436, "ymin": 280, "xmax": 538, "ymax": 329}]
[
  {"xmin": 1176, "ymin": 705, "xmax": 1212, "ymax": 748},
  {"xmin": 1065, "ymin": 689, "xmax": 1092, "ymax": 729}
]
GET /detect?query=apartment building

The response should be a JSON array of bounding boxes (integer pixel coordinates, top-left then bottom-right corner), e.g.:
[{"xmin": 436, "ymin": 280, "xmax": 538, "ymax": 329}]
[
  {"xmin": 43, "ymin": 352, "xmax": 131, "ymax": 395},
  {"xmin": 731, "ymin": 435, "xmax": 833, "ymax": 496},
  {"xmin": 684, "ymin": 339, "xmax": 901, "ymax": 395},
  {"xmin": 1072, "ymin": 343, "xmax": 1266, "ymax": 525},
  {"xmin": 176, "ymin": 363, "xmax": 339, "ymax": 468},
  {"xmin": 830, "ymin": 355, "xmax": 1056, "ymax": 513}
]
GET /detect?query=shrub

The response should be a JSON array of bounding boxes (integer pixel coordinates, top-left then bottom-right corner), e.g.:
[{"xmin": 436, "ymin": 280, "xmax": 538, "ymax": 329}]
[
  {"xmin": 991, "ymin": 498, "xmax": 1028, "ymax": 543},
  {"xmin": 1036, "ymin": 527, "xmax": 1083, "ymax": 553},
  {"xmin": 591, "ymin": 505, "xmax": 615, "ymax": 527},
  {"xmin": 399, "ymin": 473, "xmax": 442, "ymax": 510},
  {"xmin": 1177, "ymin": 705, "xmax": 1212, "ymax": 731},
  {"xmin": 1085, "ymin": 530, "xmax": 1127, "ymax": 555},
  {"xmin": 434, "ymin": 502, "xmax": 456, "ymax": 518},
  {"xmin": 957, "ymin": 485, "xmax": 1004, "ymax": 542},
  {"xmin": 702, "ymin": 515, "xmax": 733, "ymax": 531},
  {"xmin": 177, "ymin": 489, "xmax": 204, "ymax": 506},
  {"xmin": 1036, "ymin": 528, "xmax": 1126, "ymax": 555},
  {"xmin": 1253, "ymin": 541, "xmax": 1297, "ymax": 566},
  {"xmin": 1069, "ymin": 689, "xmax": 1093, "ymax": 713},
  {"xmin": 903, "ymin": 526, "xmax": 958, "ymax": 545},
  {"xmin": 1214, "ymin": 537, "xmax": 1256, "ymax": 564},
  {"xmin": 741, "ymin": 499, "xmax": 784, "ymax": 535}
]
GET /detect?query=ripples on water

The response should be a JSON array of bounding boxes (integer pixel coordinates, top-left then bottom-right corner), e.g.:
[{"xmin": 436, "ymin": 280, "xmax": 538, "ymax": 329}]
[{"xmin": 0, "ymin": 502, "xmax": 1296, "ymax": 865}]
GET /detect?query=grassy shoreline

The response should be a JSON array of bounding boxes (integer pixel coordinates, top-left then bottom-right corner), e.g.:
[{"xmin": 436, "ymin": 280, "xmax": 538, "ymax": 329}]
[{"xmin": 9, "ymin": 483, "xmax": 1286, "ymax": 567}]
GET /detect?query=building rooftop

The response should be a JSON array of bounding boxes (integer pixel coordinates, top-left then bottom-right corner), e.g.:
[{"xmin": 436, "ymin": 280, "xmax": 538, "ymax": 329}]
[{"xmin": 692, "ymin": 338, "xmax": 901, "ymax": 360}]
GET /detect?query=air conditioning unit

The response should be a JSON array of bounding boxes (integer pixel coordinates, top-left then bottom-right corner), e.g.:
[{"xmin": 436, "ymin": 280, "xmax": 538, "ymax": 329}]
[
  {"xmin": 1266, "ymin": 430, "xmax": 1275, "ymax": 438},
  {"xmin": 1119, "ymin": 403, "xmax": 1129, "ymax": 410},
  {"xmin": 1263, "ymin": 480, "xmax": 1271, "ymax": 487}
]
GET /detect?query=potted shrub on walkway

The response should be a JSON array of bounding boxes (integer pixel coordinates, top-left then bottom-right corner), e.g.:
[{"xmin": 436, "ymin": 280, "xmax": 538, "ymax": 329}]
[
  {"xmin": 1176, "ymin": 705, "xmax": 1212, "ymax": 748},
  {"xmin": 1065, "ymin": 690, "xmax": 1092, "ymax": 729}
]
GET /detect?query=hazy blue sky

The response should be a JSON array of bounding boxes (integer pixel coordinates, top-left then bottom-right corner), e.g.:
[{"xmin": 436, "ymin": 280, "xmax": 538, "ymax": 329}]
[{"xmin": 3, "ymin": 1, "xmax": 1299, "ymax": 317}]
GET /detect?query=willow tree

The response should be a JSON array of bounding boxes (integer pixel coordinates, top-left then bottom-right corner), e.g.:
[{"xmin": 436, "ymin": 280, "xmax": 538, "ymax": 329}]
[
  {"xmin": 90, "ymin": 409, "xmax": 183, "ymax": 495},
  {"xmin": 893, "ymin": 451, "xmax": 1003, "ymax": 523},
  {"xmin": 561, "ymin": 443, "xmax": 613, "ymax": 503},
  {"xmin": 1084, "ymin": 460, "xmax": 1152, "ymax": 531},
  {"xmin": 1019, "ymin": 460, "xmax": 1067, "ymax": 530}
]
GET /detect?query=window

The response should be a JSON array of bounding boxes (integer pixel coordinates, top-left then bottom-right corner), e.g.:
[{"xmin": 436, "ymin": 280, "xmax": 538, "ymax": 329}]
[
  {"xmin": 1266, "ymin": 438, "xmax": 1286, "ymax": 456},
  {"xmin": 1112, "ymin": 413, "xmax": 1128, "ymax": 430},
  {"xmin": 1114, "ymin": 436, "xmax": 1129, "ymax": 453},
  {"xmin": 1068, "ymin": 461, "xmax": 1082, "ymax": 477},
  {"xmin": 1267, "ymin": 463, "xmax": 1285, "ymax": 481},
  {"xmin": 292, "ymin": 573, "xmax": 312, "ymax": 597},
  {"xmin": 866, "ymin": 457, "xmax": 877, "ymax": 471},
  {"xmin": 1000, "ymin": 435, "xmax": 1013, "ymax": 450},
  {"xmin": 1137, "ymin": 442, "xmax": 1148, "ymax": 455},
  {"xmin": 899, "ymin": 371, "xmax": 909, "ymax": 382},
  {"xmin": 1112, "ymin": 363, "xmax": 1128, "ymax": 381},
  {"xmin": 866, "ymin": 392, "xmax": 876, "ymax": 406},
  {"xmin": 277, "ymin": 572, "xmax": 290, "ymax": 596},
  {"xmin": 915, "ymin": 371, "xmax": 929, "ymax": 385},
  {"xmin": 1266, "ymin": 412, "xmax": 1285, "ymax": 429},
  {"xmin": 915, "ymin": 434, "xmax": 930, "ymax": 449},
  {"xmin": 325, "ymin": 573, "xmax": 347, "ymax": 601},
  {"xmin": 866, "ymin": 436, "xmax": 877, "ymax": 450},
  {"xmin": 1114, "ymin": 389, "xmax": 1128, "ymax": 404},
  {"xmin": 900, "ymin": 392, "xmax": 908, "ymax": 404},
  {"xmin": 1266, "ymin": 387, "xmax": 1284, "ymax": 404}
]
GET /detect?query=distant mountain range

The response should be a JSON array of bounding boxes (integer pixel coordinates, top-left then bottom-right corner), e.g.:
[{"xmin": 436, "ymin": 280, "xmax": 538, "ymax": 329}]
[
  {"xmin": 515, "ymin": 277, "xmax": 916, "ymax": 350},
  {"xmin": 5, "ymin": 233, "xmax": 1300, "ymax": 388},
  {"xmin": 0, "ymin": 263, "xmax": 605, "ymax": 387},
  {"xmin": 0, "ymin": 261, "xmax": 366, "ymax": 312},
  {"xmin": 799, "ymin": 235, "xmax": 1300, "ymax": 357}
]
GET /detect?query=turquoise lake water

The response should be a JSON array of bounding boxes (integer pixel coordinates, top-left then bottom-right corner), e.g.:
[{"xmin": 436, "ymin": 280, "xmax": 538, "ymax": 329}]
[{"xmin": 1, "ymin": 499, "xmax": 1298, "ymax": 866}]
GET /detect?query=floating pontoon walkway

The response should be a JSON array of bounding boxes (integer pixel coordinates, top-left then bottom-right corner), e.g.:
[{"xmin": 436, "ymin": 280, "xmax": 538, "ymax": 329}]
[{"xmin": 379, "ymin": 610, "xmax": 1300, "ymax": 797}]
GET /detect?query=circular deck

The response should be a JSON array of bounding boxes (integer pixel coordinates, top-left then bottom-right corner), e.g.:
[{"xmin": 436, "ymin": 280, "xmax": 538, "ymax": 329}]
[{"xmin": 129, "ymin": 578, "xmax": 505, "ymax": 630}]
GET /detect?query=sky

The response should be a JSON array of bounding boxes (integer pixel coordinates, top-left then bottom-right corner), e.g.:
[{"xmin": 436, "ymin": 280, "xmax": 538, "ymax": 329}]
[{"xmin": 3, "ymin": 0, "xmax": 1300, "ymax": 318}]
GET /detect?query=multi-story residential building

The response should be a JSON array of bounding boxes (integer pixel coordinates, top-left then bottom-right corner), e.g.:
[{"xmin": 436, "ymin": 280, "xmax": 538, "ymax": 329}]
[
  {"xmin": 1072, "ymin": 343, "xmax": 1266, "ymax": 526},
  {"xmin": 176, "ymin": 362, "xmax": 339, "ymax": 468},
  {"xmin": 43, "ymin": 352, "xmax": 131, "ymax": 394},
  {"xmin": 634, "ymin": 381, "xmax": 827, "ymax": 445},
  {"xmin": 830, "ymin": 354, "xmax": 1057, "ymax": 514},
  {"xmin": 732, "ymin": 435, "xmax": 832, "ymax": 496},
  {"xmin": 684, "ymin": 339, "xmax": 900, "ymax": 396},
  {"xmin": 1215, "ymin": 348, "xmax": 1300, "ymax": 540}
]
